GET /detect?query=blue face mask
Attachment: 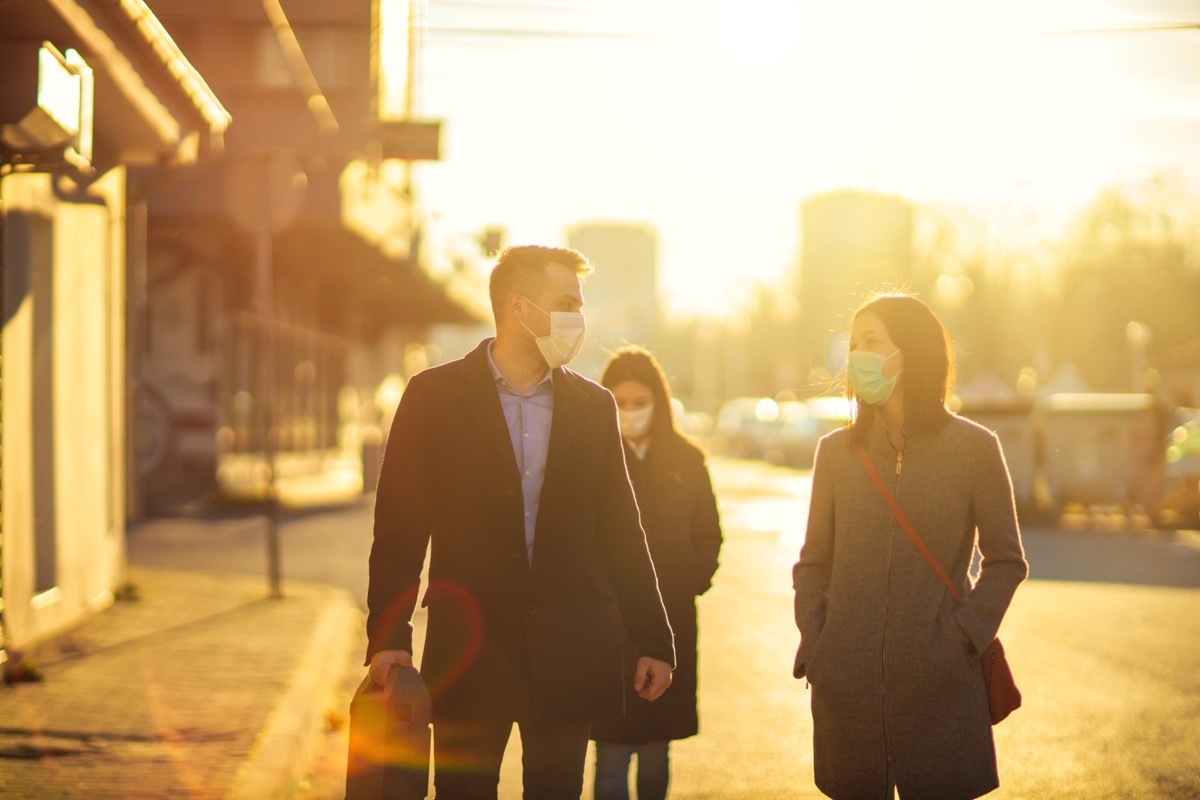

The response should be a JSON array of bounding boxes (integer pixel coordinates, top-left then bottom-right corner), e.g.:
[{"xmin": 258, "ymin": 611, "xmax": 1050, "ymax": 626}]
[{"xmin": 848, "ymin": 350, "xmax": 901, "ymax": 405}]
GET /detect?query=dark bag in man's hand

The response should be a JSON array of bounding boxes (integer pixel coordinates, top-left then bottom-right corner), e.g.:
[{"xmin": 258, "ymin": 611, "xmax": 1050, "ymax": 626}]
[{"xmin": 346, "ymin": 665, "xmax": 432, "ymax": 800}]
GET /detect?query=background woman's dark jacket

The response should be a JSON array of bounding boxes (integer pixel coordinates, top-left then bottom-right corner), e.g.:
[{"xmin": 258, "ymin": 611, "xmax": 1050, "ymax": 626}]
[{"xmin": 592, "ymin": 434, "xmax": 723, "ymax": 743}]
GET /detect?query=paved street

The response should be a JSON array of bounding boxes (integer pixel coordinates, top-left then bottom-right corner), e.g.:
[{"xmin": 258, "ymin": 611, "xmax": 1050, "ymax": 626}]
[{"xmin": 128, "ymin": 457, "xmax": 1200, "ymax": 799}]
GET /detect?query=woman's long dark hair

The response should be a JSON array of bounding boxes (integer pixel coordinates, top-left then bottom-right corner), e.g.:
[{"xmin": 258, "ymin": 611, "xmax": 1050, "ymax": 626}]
[
  {"xmin": 848, "ymin": 293, "xmax": 954, "ymax": 446},
  {"xmin": 600, "ymin": 346, "xmax": 680, "ymax": 445}
]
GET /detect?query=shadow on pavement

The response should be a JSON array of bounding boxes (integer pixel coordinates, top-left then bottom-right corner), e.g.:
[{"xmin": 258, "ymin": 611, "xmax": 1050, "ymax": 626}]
[{"xmin": 1020, "ymin": 526, "xmax": 1200, "ymax": 589}]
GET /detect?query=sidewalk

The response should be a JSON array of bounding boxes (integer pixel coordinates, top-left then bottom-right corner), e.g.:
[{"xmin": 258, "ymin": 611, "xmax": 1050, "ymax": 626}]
[
  {"xmin": 0, "ymin": 543, "xmax": 362, "ymax": 799},
  {"xmin": 0, "ymin": 458, "xmax": 820, "ymax": 799}
]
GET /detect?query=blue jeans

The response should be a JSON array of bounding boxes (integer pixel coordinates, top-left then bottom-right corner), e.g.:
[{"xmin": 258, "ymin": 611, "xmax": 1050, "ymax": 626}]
[{"xmin": 593, "ymin": 740, "xmax": 670, "ymax": 800}]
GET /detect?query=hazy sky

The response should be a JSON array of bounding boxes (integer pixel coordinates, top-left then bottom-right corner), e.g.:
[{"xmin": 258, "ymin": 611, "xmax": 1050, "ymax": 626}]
[{"xmin": 382, "ymin": 0, "xmax": 1200, "ymax": 317}]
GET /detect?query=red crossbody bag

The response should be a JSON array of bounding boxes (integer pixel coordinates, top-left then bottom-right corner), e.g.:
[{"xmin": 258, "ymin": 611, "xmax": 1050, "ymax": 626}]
[{"xmin": 856, "ymin": 445, "xmax": 1022, "ymax": 725}]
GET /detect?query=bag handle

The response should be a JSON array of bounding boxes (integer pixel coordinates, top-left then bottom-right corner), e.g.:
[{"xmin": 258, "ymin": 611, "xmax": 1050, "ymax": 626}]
[{"xmin": 855, "ymin": 445, "xmax": 962, "ymax": 604}]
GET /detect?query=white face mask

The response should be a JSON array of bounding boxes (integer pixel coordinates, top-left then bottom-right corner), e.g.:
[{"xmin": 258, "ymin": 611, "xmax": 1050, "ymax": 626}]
[
  {"xmin": 520, "ymin": 296, "xmax": 586, "ymax": 369},
  {"xmin": 618, "ymin": 403, "xmax": 655, "ymax": 440}
]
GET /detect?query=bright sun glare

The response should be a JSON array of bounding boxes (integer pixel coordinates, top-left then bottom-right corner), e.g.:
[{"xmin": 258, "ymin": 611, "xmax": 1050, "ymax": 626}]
[{"xmin": 381, "ymin": 0, "xmax": 1200, "ymax": 318}]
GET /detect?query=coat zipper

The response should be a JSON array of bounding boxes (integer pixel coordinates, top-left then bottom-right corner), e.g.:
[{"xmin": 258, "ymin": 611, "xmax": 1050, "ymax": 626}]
[{"xmin": 881, "ymin": 446, "xmax": 904, "ymax": 777}]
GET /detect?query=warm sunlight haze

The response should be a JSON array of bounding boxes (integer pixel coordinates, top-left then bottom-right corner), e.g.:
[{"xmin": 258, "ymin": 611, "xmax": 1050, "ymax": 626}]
[
  {"xmin": 381, "ymin": 0, "xmax": 1200, "ymax": 318},
  {"xmin": 10, "ymin": 3, "xmax": 1200, "ymax": 798}
]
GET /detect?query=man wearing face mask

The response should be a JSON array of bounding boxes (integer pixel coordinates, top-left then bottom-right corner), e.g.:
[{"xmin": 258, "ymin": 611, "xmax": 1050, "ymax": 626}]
[{"xmin": 366, "ymin": 245, "xmax": 675, "ymax": 800}]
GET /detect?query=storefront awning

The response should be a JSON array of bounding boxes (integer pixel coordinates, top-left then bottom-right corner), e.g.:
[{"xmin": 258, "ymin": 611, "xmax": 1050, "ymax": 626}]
[
  {"xmin": 271, "ymin": 217, "xmax": 487, "ymax": 335},
  {"xmin": 147, "ymin": 213, "xmax": 486, "ymax": 340},
  {"xmin": 1, "ymin": 0, "xmax": 229, "ymax": 170}
]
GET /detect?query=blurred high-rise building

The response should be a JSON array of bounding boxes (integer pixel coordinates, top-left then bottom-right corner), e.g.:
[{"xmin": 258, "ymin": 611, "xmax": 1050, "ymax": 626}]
[
  {"xmin": 798, "ymin": 190, "xmax": 914, "ymax": 376},
  {"xmin": 565, "ymin": 221, "xmax": 661, "ymax": 380}
]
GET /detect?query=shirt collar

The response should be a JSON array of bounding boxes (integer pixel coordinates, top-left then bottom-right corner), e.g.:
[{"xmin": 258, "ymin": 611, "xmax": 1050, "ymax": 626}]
[
  {"xmin": 626, "ymin": 438, "xmax": 651, "ymax": 461},
  {"xmin": 487, "ymin": 339, "xmax": 553, "ymax": 392}
]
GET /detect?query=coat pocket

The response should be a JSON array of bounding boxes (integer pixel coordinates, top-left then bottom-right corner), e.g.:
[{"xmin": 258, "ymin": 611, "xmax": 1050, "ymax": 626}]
[
  {"xmin": 587, "ymin": 573, "xmax": 619, "ymax": 603},
  {"xmin": 794, "ymin": 632, "xmax": 825, "ymax": 682}
]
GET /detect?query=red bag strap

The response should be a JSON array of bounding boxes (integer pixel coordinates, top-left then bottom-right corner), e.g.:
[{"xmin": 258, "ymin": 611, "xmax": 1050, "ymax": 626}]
[{"xmin": 855, "ymin": 445, "xmax": 962, "ymax": 604}]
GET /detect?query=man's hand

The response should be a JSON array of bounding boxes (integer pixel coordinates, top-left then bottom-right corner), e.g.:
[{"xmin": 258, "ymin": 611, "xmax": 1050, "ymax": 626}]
[
  {"xmin": 369, "ymin": 649, "xmax": 413, "ymax": 688},
  {"xmin": 633, "ymin": 656, "xmax": 673, "ymax": 701}
]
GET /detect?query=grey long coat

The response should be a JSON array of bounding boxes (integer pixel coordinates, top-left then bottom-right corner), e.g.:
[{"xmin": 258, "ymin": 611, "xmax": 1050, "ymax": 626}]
[{"xmin": 793, "ymin": 413, "xmax": 1027, "ymax": 800}]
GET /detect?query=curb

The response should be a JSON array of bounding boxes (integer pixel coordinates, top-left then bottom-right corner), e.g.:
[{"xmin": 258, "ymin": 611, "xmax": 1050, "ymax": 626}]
[{"xmin": 229, "ymin": 586, "xmax": 362, "ymax": 800}]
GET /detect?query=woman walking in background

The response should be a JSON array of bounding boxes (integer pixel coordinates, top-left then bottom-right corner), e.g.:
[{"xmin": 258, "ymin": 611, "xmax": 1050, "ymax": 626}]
[
  {"xmin": 592, "ymin": 346, "xmax": 724, "ymax": 800},
  {"xmin": 793, "ymin": 293, "xmax": 1027, "ymax": 799}
]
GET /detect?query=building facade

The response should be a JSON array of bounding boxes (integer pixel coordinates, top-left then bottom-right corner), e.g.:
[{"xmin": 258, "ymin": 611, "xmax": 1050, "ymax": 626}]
[
  {"xmin": 1, "ymin": 0, "xmax": 227, "ymax": 655},
  {"xmin": 136, "ymin": 0, "xmax": 480, "ymax": 513}
]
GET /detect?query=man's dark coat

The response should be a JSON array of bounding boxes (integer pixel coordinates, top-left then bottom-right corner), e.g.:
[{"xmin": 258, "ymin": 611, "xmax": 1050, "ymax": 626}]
[{"xmin": 367, "ymin": 340, "xmax": 675, "ymax": 724}]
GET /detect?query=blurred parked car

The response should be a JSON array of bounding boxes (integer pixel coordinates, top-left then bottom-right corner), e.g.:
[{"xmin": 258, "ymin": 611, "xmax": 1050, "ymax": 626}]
[
  {"xmin": 713, "ymin": 396, "xmax": 781, "ymax": 459},
  {"xmin": 670, "ymin": 397, "xmax": 715, "ymax": 441},
  {"xmin": 766, "ymin": 396, "xmax": 853, "ymax": 469}
]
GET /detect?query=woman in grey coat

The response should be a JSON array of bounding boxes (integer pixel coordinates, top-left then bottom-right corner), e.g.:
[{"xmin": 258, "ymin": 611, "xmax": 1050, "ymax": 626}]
[{"xmin": 793, "ymin": 293, "xmax": 1028, "ymax": 800}]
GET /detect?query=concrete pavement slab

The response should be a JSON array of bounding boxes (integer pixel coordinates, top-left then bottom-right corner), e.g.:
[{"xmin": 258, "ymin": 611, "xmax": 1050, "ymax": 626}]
[{"xmin": 0, "ymin": 565, "xmax": 360, "ymax": 799}]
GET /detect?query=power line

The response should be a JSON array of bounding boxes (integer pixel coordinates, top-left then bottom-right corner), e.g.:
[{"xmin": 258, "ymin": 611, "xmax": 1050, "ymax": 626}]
[
  {"xmin": 425, "ymin": 0, "xmax": 672, "ymax": 40},
  {"xmin": 424, "ymin": 25, "xmax": 671, "ymax": 40},
  {"xmin": 433, "ymin": 0, "xmax": 645, "ymax": 11},
  {"xmin": 1043, "ymin": 22, "xmax": 1200, "ymax": 36}
]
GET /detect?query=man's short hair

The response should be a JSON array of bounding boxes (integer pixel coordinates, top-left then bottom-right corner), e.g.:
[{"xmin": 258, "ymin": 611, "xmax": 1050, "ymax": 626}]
[{"xmin": 488, "ymin": 245, "xmax": 593, "ymax": 319}]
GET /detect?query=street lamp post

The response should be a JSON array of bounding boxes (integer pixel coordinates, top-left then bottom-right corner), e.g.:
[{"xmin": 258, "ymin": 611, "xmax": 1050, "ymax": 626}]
[
  {"xmin": 1126, "ymin": 321, "xmax": 1152, "ymax": 393},
  {"xmin": 224, "ymin": 150, "xmax": 307, "ymax": 598}
]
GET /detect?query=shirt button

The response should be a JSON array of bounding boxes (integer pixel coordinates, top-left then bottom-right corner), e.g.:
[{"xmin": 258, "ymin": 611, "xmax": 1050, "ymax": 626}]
[
  {"xmin": 523, "ymin": 432, "xmax": 529, "ymax": 438},
  {"xmin": 527, "ymin": 605, "xmax": 537, "ymax": 616},
  {"xmin": 524, "ymin": 469, "xmax": 531, "ymax": 476}
]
